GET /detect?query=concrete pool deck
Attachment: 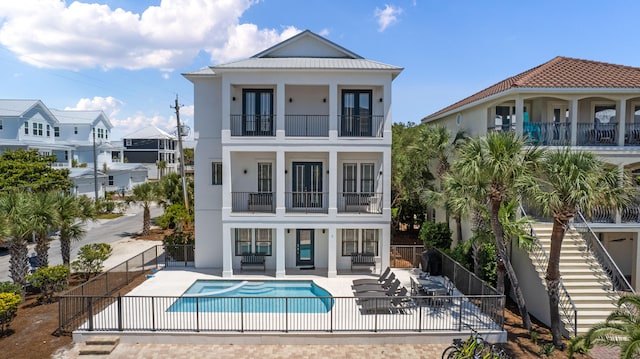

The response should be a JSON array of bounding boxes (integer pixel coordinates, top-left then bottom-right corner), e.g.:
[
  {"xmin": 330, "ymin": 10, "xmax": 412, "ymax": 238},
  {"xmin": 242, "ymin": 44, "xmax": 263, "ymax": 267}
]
[{"xmin": 71, "ymin": 267, "xmax": 506, "ymax": 346}]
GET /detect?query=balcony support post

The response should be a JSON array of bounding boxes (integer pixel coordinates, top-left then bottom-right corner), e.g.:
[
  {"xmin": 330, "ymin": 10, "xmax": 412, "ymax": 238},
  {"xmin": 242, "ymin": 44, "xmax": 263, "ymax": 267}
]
[
  {"xmin": 570, "ymin": 98, "xmax": 578, "ymax": 146},
  {"xmin": 618, "ymin": 98, "xmax": 627, "ymax": 147},
  {"xmin": 515, "ymin": 97, "xmax": 524, "ymax": 135}
]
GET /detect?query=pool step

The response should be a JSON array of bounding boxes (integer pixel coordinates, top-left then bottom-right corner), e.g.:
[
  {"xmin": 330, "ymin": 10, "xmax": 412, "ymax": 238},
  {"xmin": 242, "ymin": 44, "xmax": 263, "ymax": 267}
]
[{"xmin": 78, "ymin": 336, "xmax": 120, "ymax": 355}]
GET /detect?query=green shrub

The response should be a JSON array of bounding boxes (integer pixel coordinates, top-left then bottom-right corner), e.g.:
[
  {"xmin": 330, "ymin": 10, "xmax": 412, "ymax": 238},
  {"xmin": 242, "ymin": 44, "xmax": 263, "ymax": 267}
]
[
  {"xmin": 0, "ymin": 281, "xmax": 22, "ymax": 295},
  {"xmin": 156, "ymin": 203, "xmax": 192, "ymax": 230},
  {"xmin": 0, "ymin": 292, "xmax": 21, "ymax": 335},
  {"xmin": 419, "ymin": 222, "xmax": 452, "ymax": 250},
  {"xmin": 26, "ymin": 265, "xmax": 69, "ymax": 303},
  {"xmin": 478, "ymin": 242, "xmax": 497, "ymax": 286},
  {"xmin": 71, "ymin": 243, "xmax": 112, "ymax": 280},
  {"xmin": 447, "ymin": 241, "xmax": 471, "ymax": 269}
]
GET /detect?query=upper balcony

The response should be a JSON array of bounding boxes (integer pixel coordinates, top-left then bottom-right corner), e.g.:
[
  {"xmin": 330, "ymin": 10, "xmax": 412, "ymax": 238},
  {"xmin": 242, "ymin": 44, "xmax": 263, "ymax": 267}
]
[
  {"xmin": 486, "ymin": 97, "xmax": 640, "ymax": 148},
  {"xmin": 226, "ymin": 85, "xmax": 389, "ymax": 140}
]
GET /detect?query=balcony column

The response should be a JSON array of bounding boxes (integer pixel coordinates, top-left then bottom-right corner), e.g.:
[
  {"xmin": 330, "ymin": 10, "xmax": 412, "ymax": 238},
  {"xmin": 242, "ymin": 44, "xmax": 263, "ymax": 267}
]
[
  {"xmin": 222, "ymin": 78, "xmax": 231, "ymax": 135},
  {"xmin": 515, "ymin": 96, "xmax": 524, "ymax": 135},
  {"xmin": 222, "ymin": 148, "xmax": 232, "ymax": 216},
  {"xmin": 328, "ymin": 150, "xmax": 337, "ymax": 216},
  {"xmin": 276, "ymin": 150, "xmax": 286, "ymax": 215},
  {"xmin": 275, "ymin": 227, "xmax": 286, "ymax": 278},
  {"xmin": 382, "ymin": 149, "xmax": 391, "ymax": 218},
  {"xmin": 327, "ymin": 227, "xmax": 337, "ymax": 278},
  {"xmin": 616, "ymin": 164, "xmax": 624, "ymax": 224},
  {"xmin": 276, "ymin": 81, "xmax": 286, "ymax": 140},
  {"xmin": 618, "ymin": 98, "xmax": 627, "ymax": 147},
  {"xmin": 380, "ymin": 226, "xmax": 390, "ymax": 274},
  {"xmin": 570, "ymin": 98, "xmax": 578, "ymax": 146},
  {"xmin": 222, "ymin": 223, "xmax": 233, "ymax": 277},
  {"xmin": 633, "ymin": 231, "xmax": 640, "ymax": 291},
  {"xmin": 329, "ymin": 82, "xmax": 338, "ymax": 140}
]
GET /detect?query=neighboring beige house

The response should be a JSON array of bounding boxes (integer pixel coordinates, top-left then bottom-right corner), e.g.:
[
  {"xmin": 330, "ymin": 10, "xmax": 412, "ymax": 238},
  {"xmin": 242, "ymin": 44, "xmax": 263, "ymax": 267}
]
[
  {"xmin": 423, "ymin": 56, "xmax": 640, "ymax": 334},
  {"xmin": 184, "ymin": 30, "xmax": 402, "ymax": 277}
]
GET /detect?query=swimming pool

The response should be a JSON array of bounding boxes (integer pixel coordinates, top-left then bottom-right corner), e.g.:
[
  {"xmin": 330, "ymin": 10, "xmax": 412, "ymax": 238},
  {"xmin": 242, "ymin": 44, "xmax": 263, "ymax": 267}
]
[{"xmin": 168, "ymin": 280, "xmax": 333, "ymax": 313}]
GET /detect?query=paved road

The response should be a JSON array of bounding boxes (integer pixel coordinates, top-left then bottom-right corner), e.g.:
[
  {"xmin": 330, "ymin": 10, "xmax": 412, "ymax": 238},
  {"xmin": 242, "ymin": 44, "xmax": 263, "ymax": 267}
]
[{"xmin": 0, "ymin": 204, "xmax": 164, "ymax": 282}]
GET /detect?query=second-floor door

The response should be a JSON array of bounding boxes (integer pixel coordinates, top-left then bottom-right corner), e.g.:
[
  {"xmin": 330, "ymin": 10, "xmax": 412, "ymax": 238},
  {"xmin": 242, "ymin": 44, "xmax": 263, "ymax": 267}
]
[
  {"xmin": 342, "ymin": 90, "xmax": 372, "ymax": 136},
  {"xmin": 292, "ymin": 162, "xmax": 323, "ymax": 208}
]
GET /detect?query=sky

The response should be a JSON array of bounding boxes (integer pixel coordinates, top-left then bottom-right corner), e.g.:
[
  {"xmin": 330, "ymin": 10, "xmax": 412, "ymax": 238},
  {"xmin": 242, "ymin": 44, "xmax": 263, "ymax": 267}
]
[{"xmin": 1, "ymin": 0, "xmax": 640, "ymax": 140}]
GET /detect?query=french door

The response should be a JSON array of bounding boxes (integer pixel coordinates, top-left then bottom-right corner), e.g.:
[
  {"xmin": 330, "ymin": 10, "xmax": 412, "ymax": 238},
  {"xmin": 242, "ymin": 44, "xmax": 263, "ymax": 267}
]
[
  {"xmin": 341, "ymin": 90, "xmax": 372, "ymax": 136},
  {"xmin": 292, "ymin": 162, "xmax": 323, "ymax": 209},
  {"xmin": 243, "ymin": 89, "xmax": 273, "ymax": 136}
]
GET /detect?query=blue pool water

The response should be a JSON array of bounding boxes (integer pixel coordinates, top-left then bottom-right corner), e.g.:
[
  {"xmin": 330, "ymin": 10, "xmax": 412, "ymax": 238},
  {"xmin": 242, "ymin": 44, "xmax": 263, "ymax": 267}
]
[{"xmin": 168, "ymin": 280, "xmax": 333, "ymax": 313}]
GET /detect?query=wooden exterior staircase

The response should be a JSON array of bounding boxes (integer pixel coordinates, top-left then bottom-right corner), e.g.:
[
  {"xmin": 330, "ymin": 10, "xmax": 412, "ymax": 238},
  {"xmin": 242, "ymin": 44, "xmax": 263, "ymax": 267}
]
[{"xmin": 529, "ymin": 222, "xmax": 619, "ymax": 335}]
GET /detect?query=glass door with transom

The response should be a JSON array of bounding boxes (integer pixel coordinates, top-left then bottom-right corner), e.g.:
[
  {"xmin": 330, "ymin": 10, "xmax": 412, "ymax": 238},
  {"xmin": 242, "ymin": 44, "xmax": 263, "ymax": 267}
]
[
  {"xmin": 296, "ymin": 229, "xmax": 314, "ymax": 266},
  {"xmin": 292, "ymin": 162, "xmax": 323, "ymax": 210}
]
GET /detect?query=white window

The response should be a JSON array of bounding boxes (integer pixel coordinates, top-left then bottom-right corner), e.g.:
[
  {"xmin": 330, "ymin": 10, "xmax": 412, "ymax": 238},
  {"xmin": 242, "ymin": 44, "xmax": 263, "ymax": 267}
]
[
  {"xmin": 74, "ymin": 126, "xmax": 78, "ymax": 135},
  {"xmin": 343, "ymin": 163, "xmax": 357, "ymax": 193},
  {"xmin": 257, "ymin": 162, "xmax": 272, "ymax": 192},
  {"xmin": 342, "ymin": 229, "xmax": 379, "ymax": 256},
  {"xmin": 235, "ymin": 229, "xmax": 273, "ymax": 256},
  {"xmin": 38, "ymin": 123, "xmax": 43, "ymax": 136},
  {"xmin": 46, "ymin": 124, "xmax": 50, "ymax": 137},
  {"xmin": 24, "ymin": 121, "xmax": 28, "ymax": 134},
  {"xmin": 360, "ymin": 163, "xmax": 375, "ymax": 193},
  {"xmin": 125, "ymin": 139, "xmax": 132, "ymax": 146},
  {"xmin": 54, "ymin": 126, "xmax": 60, "ymax": 137},
  {"xmin": 212, "ymin": 162, "xmax": 222, "ymax": 185},
  {"xmin": 341, "ymin": 229, "xmax": 358, "ymax": 256},
  {"xmin": 0, "ymin": 119, "xmax": 3, "ymax": 130}
]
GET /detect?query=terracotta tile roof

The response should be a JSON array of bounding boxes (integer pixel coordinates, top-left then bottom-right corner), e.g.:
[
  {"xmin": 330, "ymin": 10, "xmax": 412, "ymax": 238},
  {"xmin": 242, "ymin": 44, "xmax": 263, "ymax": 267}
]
[{"xmin": 423, "ymin": 56, "xmax": 640, "ymax": 121}]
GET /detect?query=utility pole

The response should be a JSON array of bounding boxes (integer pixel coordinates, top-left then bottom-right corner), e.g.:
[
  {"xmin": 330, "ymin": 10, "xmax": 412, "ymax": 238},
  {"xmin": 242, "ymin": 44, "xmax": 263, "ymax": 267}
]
[
  {"xmin": 172, "ymin": 95, "xmax": 189, "ymax": 213},
  {"xmin": 92, "ymin": 127, "xmax": 99, "ymax": 201}
]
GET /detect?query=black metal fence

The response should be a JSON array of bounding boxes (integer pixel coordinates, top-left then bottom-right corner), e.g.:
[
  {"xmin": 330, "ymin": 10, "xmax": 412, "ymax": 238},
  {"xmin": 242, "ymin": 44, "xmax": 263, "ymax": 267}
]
[
  {"xmin": 60, "ymin": 294, "xmax": 503, "ymax": 334},
  {"xmin": 59, "ymin": 245, "xmax": 194, "ymax": 334}
]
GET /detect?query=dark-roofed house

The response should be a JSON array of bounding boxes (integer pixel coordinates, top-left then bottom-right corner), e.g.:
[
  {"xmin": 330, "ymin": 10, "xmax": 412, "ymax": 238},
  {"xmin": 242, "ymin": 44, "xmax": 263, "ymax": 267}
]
[{"xmin": 423, "ymin": 56, "xmax": 640, "ymax": 335}]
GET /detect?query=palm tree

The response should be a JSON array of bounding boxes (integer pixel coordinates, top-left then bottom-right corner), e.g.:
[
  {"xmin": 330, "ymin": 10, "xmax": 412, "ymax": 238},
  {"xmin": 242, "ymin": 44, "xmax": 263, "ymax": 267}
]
[
  {"xmin": 451, "ymin": 131, "xmax": 543, "ymax": 331},
  {"xmin": 55, "ymin": 194, "xmax": 96, "ymax": 266},
  {"xmin": 0, "ymin": 192, "xmax": 32, "ymax": 287},
  {"xmin": 127, "ymin": 182, "xmax": 159, "ymax": 236},
  {"xmin": 29, "ymin": 191, "xmax": 58, "ymax": 268},
  {"xmin": 419, "ymin": 125, "xmax": 467, "ymax": 245},
  {"xmin": 530, "ymin": 149, "xmax": 633, "ymax": 348},
  {"xmin": 156, "ymin": 160, "xmax": 167, "ymax": 180},
  {"xmin": 569, "ymin": 295, "xmax": 640, "ymax": 359}
]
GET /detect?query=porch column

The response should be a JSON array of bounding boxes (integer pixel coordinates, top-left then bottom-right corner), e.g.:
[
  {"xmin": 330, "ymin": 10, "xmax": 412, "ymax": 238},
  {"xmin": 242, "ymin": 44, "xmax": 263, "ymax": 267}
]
[
  {"xmin": 222, "ymin": 223, "xmax": 233, "ymax": 277},
  {"xmin": 570, "ymin": 98, "xmax": 578, "ymax": 146},
  {"xmin": 328, "ymin": 150, "xmax": 337, "ymax": 216},
  {"xmin": 618, "ymin": 99, "xmax": 627, "ymax": 147},
  {"xmin": 633, "ymin": 231, "xmax": 640, "ymax": 291},
  {"xmin": 515, "ymin": 97, "xmax": 524, "ymax": 135},
  {"xmin": 276, "ymin": 150, "xmax": 285, "ymax": 216},
  {"xmin": 222, "ymin": 148, "xmax": 232, "ymax": 216},
  {"xmin": 276, "ymin": 81, "xmax": 286, "ymax": 140},
  {"xmin": 380, "ymin": 226, "xmax": 390, "ymax": 274},
  {"xmin": 222, "ymin": 77, "xmax": 231, "ymax": 135},
  {"xmin": 275, "ymin": 227, "xmax": 286, "ymax": 278},
  {"xmin": 329, "ymin": 82, "xmax": 338, "ymax": 141},
  {"xmin": 327, "ymin": 227, "xmax": 337, "ymax": 278}
]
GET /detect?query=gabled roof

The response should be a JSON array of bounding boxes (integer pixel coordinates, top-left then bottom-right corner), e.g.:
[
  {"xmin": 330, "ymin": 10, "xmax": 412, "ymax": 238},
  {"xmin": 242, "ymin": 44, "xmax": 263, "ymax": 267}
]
[
  {"xmin": 183, "ymin": 30, "xmax": 402, "ymax": 79},
  {"xmin": 0, "ymin": 99, "xmax": 58, "ymax": 122},
  {"xmin": 424, "ymin": 56, "xmax": 640, "ymax": 121},
  {"xmin": 51, "ymin": 109, "xmax": 113, "ymax": 129},
  {"xmin": 252, "ymin": 30, "xmax": 362, "ymax": 59},
  {"xmin": 122, "ymin": 125, "xmax": 175, "ymax": 140}
]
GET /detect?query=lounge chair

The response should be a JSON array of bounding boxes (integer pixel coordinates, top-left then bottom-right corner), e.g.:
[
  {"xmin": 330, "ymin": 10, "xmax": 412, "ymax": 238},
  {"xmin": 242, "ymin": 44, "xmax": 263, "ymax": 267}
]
[
  {"xmin": 355, "ymin": 281, "xmax": 400, "ymax": 300},
  {"xmin": 359, "ymin": 287, "xmax": 412, "ymax": 314},
  {"xmin": 352, "ymin": 273, "xmax": 396, "ymax": 291},
  {"xmin": 352, "ymin": 267, "xmax": 391, "ymax": 286}
]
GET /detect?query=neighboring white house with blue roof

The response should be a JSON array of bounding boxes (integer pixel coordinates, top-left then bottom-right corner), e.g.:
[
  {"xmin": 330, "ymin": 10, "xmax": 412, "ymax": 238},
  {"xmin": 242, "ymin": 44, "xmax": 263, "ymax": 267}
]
[{"xmin": 0, "ymin": 99, "xmax": 148, "ymax": 198}]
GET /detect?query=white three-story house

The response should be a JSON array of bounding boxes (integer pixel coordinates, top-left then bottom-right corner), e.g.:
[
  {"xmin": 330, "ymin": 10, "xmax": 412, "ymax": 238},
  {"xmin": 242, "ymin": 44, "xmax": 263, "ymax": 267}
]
[{"xmin": 184, "ymin": 30, "xmax": 402, "ymax": 277}]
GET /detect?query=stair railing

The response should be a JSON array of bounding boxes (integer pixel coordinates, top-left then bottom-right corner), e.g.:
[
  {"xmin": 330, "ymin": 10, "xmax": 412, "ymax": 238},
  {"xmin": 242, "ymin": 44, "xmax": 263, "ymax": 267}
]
[
  {"xmin": 573, "ymin": 211, "xmax": 635, "ymax": 295},
  {"xmin": 520, "ymin": 206, "xmax": 578, "ymax": 337}
]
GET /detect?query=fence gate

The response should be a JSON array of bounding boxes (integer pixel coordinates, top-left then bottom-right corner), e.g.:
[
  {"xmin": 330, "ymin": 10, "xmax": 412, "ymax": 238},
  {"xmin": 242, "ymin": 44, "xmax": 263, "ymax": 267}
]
[{"xmin": 389, "ymin": 245, "xmax": 423, "ymax": 268}]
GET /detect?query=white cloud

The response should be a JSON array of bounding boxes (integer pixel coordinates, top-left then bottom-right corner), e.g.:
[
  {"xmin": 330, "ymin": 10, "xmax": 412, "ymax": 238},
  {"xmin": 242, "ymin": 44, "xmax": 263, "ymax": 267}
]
[
  {"xmin": 374, "ymin": 5, "xmax": 403, "ymax": 32},
  {"xmin": 66, "ymin": 96, "xmax": 124, "ymax": 120},
  {"xmin": 0, "ymin": 0, "xmax": 300, "ymax": 70}
]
